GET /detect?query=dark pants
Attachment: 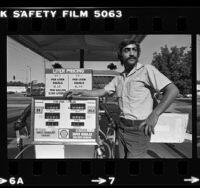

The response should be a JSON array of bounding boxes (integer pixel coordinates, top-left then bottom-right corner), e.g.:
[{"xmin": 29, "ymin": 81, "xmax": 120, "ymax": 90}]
[{"xmin": 117, "ymin": 118, "xmax": 150, "ymax": 158}]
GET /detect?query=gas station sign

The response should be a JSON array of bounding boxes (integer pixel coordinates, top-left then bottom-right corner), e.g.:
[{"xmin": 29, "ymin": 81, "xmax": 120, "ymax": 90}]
[{"xmin": 45, "ymin": 68, "xmax": 93, "ymax": 97}]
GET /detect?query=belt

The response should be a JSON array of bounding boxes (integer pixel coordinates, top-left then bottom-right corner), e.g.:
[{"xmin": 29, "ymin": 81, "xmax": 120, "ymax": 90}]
[{"xmin": 119, "ymin": 117, "xmax": 145, "ymax": 128}]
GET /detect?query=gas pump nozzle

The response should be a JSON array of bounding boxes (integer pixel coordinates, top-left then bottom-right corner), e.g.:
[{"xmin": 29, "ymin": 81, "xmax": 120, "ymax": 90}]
[{"xmin": 96, "ymin": 147, "xmax": 103, "ymax": 158}]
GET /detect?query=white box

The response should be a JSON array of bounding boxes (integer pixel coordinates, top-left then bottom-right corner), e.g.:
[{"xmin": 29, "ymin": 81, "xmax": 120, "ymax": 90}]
[
  {"xmin": 35, "ymin": 145, "xmax": 65, "ymax": 159},
  {"xmin": 150, "ymin": 113, "xmax": 189, "ymax": 143}
]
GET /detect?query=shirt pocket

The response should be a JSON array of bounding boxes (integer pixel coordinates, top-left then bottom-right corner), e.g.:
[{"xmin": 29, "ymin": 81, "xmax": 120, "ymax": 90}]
[{"xmin": 127, "ymin": 80, "xmax": 145, "ymax": 98}]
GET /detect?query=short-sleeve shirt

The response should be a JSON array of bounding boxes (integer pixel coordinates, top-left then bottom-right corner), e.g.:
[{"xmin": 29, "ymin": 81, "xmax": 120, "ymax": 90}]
[{"xmin": 104, "ymin": 62, "xmax": 172, "ymax": 120}]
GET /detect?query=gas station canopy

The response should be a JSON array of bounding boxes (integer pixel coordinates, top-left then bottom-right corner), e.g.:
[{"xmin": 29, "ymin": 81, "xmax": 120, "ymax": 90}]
[{"xmin": 10, "ymin": 35, "xmax": 146, "ymax": 61}]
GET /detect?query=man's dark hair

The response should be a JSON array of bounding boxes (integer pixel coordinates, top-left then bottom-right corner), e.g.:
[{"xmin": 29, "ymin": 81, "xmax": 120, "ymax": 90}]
[
  {"xmin": 117, "ymin": 39, "xmax": 141, "ymax": 65},
  {"xmin": 52, "ymin": 62, "xmax": 63, "ymax": 69}
]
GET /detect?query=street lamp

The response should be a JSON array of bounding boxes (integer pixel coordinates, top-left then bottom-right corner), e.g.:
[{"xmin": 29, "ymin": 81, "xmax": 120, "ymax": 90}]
[{"xmin": 27, "ymin": 65, "xmax": 32, "ymax": 94}]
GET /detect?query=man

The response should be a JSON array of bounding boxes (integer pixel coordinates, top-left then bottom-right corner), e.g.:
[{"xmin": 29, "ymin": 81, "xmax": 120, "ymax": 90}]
[{"xmin": 63, "ymin": 38, "xmax": 179, "ymax": 158}]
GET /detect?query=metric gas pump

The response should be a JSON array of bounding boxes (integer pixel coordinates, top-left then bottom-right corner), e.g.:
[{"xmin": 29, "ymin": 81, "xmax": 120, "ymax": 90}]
[
  {"xmin": 14, "ymin": 67, "xmax": 116, "ymax": 158},
  {"xmin": 30, "ymin": 68, "xmax": 104, "ymax": 158},
  {"xmin": 30, "ymin": 96, "xmax": 101, "ymax": 158}
]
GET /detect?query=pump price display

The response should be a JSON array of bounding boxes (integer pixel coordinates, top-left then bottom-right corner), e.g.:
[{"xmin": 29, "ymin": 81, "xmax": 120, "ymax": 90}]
[
  {"xmin": 45, "ymin": 103, "xmax": 60, "ymax": 109},
  {"xmin": 46, "ymin": 122, "xmax": 59, "ymax": 126},
  {"xmin": 70, "ymin": 103, "xmax": 85, "ymax": 110},
  {"xmin": 45, "ymin": 113, "xmax": 60, "ymax": 119},
  {"xmin": 45, "ymin": 68, "xmax": 92, "ymax": 97},
  {"xmin": 70, "ymin": 113, "xmax": 85, "ymax": 119},
  {"xmin": 33, "ymin": 98, "xmax": 97, "ymax": 144}
]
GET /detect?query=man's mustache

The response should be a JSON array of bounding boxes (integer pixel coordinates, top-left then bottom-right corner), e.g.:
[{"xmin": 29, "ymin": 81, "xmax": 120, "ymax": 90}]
[{"xmin": 127, "ymin": 57, "xmax": 137, "ymax": 60}]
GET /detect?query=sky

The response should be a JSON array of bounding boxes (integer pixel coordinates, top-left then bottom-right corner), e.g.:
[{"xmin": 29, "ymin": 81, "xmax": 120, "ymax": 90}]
[{"xmin": 7, "ymin": 35, "xmax": 191, "ymax": 83}]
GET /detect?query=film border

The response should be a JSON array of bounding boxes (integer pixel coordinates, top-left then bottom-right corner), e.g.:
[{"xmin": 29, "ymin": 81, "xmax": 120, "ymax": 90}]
[{"xmin": 0, "ymin": 6, "xmax": 199, "ymax": 186}]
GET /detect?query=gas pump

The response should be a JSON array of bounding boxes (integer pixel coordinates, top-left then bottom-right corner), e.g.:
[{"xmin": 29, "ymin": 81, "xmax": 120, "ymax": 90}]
[
  {"xmin": 31, "ymin": 96, "xmax": 101, "ymax": 158},
  {"xmin": 14, "ymin": 67, "xmax": 112, "ymax": 159},
  {"xmin": 33, "ymin": 67, "xmax": 103, "ymax": 158}
]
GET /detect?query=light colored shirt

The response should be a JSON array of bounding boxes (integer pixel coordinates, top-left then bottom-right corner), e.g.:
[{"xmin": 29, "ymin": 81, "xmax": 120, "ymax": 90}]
[{"xmin": 104, "ymin": 63, "xmax": 172, "ymax": 120}]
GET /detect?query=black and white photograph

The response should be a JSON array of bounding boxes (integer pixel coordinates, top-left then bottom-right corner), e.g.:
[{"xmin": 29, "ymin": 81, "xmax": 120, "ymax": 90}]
[{"xmin": 7, "ymin": 35, "xmax": 192, "ymax": 159}]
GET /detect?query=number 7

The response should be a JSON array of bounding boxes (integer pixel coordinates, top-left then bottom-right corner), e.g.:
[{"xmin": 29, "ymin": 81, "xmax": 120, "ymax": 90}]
[{"xmin": 108, "ymin": 177, "xmax": 115, "ymax": 185}]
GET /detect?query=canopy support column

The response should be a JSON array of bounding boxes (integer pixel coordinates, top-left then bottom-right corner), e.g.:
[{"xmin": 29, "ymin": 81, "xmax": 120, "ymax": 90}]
[{"xmin": 80, "ymin": 49, "xmax": 84, "ymax": 68}]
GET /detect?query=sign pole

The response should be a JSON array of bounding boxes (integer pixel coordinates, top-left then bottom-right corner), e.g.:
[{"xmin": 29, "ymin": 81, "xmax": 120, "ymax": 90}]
[{"xmin": 80, "ymin": 49, "xmax": 84, "ymax": 68}]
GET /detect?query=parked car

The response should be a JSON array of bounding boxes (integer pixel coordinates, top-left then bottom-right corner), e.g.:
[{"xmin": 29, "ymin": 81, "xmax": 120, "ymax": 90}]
[
  {"xmin": 21, "ymin": 91, "xmax": 28, "ymax": 96},
  {"xmin": 26, "ymin": 92, "xmax": 32, "ymax": 97},
  {"xmin": 177, "ymin": 93, "xmax": 183, "ymax": 98},
  {"xmin": 185, "ymin": 94, "xmax": 192, "ymax": 98}
]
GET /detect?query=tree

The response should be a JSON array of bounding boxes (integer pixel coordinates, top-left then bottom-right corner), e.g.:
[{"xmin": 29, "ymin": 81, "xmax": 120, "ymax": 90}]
[
  {"xmin": 52, "ymin": 62, "xmax": 63, "ymax": 69},
  {"xmin": 7, "ymin": 81, "xmax": 26, "ymax": 86},
  {"xmin": 152, "ymin": 45, "xmax": 192, "ymax": 95},
  {"xmin": 107, "ymin": 63, "xmax": 117, "ymax": 70}
]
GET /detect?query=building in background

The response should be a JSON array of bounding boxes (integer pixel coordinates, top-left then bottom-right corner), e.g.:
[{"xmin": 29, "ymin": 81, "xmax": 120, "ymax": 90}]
[
  {"xmin": 7, "ymin": 86, "xmax": 26, "ymax": 94},
  {"xmin": 92, "ymin": 70, "xmax": 120, "ymax": 89}
]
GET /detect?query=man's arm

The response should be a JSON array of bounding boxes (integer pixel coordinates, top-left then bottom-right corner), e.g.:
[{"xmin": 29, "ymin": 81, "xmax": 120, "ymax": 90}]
[
  {"xmin": 141, "ymin": 83, "xmax": 179, "ymax": 136},
  {"xmin": 153, "ymin": 83, "xmax": 179, "ymax": 116},
  {"xmin": 64, "ymin": 75, "xmax": 118, "ymax": 98},
  {"xmin": 63, "ymin": 88, "xmax": 108, "ymax": 98}
]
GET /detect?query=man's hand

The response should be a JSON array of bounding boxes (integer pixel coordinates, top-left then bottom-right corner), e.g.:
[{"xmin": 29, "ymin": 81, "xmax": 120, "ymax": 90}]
[
  {"xmin": 139, "ymin": 83, "xmax": 178, "ymax": 137},
  {"xmin": 63, "ymin": 89, "xmax": 82, "ymax": 98},
  {"xmin": 139, "ymin": 111, "xmax": 159, "ymax": 136},
  {"xmin": 63, "ymin": 88, "xmax": 108, "ymax": 98}
]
